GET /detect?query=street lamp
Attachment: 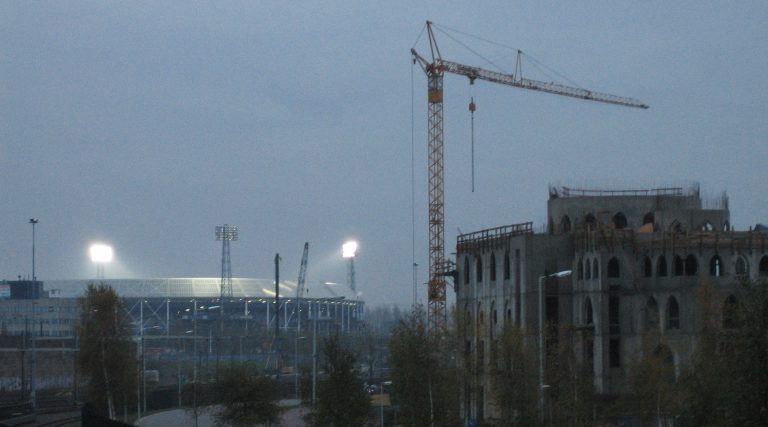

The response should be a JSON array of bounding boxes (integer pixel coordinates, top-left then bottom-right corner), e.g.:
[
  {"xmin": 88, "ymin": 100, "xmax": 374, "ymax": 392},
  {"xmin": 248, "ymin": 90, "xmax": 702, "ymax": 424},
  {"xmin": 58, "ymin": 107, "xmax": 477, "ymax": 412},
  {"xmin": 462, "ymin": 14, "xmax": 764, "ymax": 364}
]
[
  {"xmin": 538, "ymin": 269, "xmax": 572, "ymax": 423},
  {"xmin": 89, "ymin": 243, "xmax": 113, "ymax": 280},
  {"xmin": 295, "ymin": 336, "xmax": 306, "ymax": 400}
]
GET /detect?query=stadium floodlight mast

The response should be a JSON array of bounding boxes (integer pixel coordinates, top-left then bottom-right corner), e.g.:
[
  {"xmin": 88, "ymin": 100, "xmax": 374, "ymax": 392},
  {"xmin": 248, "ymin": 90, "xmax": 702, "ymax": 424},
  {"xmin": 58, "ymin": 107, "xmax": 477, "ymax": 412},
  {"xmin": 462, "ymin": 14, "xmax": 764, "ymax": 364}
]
[
  {"xmin": 215, "ymin": 224, "xmax": 238, "ymax": 299},
  {"xmin": 89, "ymin": 243, "xmax": 114, "ymax": 280},
  {"xmin": 342, "ymin": 240, "xmax": 358, "ymax": 301}
]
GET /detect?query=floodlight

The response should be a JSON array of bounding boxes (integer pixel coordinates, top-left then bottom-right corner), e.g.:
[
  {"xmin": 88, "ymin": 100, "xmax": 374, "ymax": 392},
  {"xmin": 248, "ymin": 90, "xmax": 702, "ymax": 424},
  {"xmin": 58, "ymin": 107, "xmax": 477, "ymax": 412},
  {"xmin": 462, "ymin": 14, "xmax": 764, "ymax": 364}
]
[
  {"xmin": 342, "ymin": 241, "xmax": 358, "ymax": 258},
  {"xmin": 89, "ymin": 243, "xmax": 114, "ymax": 263}
]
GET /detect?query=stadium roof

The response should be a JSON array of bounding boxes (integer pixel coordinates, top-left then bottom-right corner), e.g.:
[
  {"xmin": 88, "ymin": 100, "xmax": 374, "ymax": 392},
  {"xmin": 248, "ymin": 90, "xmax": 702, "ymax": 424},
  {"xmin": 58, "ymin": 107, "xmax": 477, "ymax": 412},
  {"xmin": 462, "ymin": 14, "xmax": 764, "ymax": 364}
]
[{"xmin": 44, "ymin": 278, "xmax": 358, "ymax": 300}]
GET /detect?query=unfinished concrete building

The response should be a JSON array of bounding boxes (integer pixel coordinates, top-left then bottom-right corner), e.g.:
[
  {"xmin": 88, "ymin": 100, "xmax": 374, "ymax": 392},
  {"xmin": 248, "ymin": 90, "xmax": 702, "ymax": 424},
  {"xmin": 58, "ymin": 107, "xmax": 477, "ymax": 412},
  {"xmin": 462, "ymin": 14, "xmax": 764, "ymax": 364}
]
[{"xmin": 455, "ymin": 184, "xmax": 768, "ymax": 424}]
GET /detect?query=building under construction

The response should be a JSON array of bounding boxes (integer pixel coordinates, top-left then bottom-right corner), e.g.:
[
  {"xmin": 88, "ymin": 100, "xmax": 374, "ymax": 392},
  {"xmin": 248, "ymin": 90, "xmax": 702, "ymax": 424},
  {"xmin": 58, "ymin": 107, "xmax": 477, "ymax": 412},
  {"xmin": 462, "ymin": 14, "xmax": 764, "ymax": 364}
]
[{"xmin": 455, "ymin": 184, "xmax": 767, "ymax": 424}]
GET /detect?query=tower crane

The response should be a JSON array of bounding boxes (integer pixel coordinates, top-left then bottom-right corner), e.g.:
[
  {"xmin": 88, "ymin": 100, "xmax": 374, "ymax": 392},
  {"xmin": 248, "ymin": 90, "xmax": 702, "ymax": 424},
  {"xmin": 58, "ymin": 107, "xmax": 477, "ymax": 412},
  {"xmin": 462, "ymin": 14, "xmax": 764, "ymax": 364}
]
[
  {"xmin": 411, "ymin": 21, "xmax": 648, "ymax": 335},
  {"xmin": 296, "ymin": 242, "xmax": 309, "ymax": 334},
  {"xmin": 286, "ymin": 242, "xmax": 309, "ymax": 333}
]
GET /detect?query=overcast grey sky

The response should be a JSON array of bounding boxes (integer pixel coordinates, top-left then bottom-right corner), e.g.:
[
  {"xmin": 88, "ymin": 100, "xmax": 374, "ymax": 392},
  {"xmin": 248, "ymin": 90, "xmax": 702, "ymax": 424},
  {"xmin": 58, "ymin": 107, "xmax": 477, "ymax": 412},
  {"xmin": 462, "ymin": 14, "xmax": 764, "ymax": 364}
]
[{"xmin": 2, "ymin": 1, "xmax": 766, "ymax": 307}]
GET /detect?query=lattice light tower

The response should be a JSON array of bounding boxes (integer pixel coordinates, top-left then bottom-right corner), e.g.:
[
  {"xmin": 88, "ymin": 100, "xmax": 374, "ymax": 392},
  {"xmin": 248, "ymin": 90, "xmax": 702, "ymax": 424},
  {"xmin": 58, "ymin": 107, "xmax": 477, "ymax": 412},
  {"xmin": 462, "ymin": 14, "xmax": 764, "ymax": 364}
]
[{"xmin": 215, "ymin": 224, "xmax": 238, "ymax": 300}]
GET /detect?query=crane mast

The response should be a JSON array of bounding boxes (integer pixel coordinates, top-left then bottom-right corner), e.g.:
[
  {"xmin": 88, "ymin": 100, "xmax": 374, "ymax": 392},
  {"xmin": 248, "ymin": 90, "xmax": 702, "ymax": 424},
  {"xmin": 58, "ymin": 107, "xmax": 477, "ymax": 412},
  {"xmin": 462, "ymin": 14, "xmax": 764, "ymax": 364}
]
[
  {"xmin": 296, "ymin": 242, "xmax": 309, "ymax": 334},
  {"xmin": 412, "ymin": 21, "xmax": 647, "ymax": 335}
]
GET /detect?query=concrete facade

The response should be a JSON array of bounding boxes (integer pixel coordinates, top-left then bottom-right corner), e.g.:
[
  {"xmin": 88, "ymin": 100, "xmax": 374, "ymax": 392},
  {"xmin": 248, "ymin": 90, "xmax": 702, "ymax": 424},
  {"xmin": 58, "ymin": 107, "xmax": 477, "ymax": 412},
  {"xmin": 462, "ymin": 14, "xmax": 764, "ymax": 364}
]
[{"xmin": 455, "ymin": 185, "xmax": 768, "ymax": 424}]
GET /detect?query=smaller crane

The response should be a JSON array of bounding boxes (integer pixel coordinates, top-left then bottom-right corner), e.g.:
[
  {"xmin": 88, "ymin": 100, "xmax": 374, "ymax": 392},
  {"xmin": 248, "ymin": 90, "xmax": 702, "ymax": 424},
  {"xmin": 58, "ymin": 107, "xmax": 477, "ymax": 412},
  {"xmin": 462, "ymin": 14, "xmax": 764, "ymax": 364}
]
[{"xmin": 296, "ymin": 242, "xmax": 309, "ymax": 334}]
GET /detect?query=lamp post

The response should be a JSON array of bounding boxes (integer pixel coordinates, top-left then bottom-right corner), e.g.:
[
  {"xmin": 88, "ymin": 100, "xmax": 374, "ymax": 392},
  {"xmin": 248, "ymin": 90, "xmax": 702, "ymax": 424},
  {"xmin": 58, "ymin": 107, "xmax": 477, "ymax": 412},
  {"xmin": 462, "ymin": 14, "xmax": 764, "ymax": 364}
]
[
  {"xmin": 294, "ymin": 336, "xmax": 306, "ymax": 400},
  {"xmin": 538, "ymin": 269, "xmax": 572, "ymax": 424},
  {"xmin": 29, "ymin": 219, "xmax": 38, "ymax": 281}
]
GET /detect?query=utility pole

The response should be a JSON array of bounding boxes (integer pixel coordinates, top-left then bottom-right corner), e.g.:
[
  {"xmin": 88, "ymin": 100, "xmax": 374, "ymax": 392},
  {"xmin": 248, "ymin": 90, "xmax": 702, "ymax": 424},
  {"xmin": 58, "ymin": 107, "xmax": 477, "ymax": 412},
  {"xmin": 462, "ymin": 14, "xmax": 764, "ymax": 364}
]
[{"xmin": 29, "ymin": 219, "xmax": 38, "ymax": 281}]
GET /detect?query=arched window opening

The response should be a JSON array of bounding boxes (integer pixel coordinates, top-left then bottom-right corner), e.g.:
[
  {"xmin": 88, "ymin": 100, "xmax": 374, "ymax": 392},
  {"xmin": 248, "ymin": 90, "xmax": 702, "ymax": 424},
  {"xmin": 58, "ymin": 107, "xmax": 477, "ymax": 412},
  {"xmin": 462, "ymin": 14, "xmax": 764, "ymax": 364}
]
[
  {"xmin": 670, "ymin": 221, "xmax": 684, "ymax": 233},
  {"xmin": 584, "ymin": 213, "xmax": 597, "ymax": 229},
  {"xmin": 760, "ymin": 256, "xmax": 768, "ymax": 277},
  {"xmin": 584, "ymin": 297, "xmax": 593, "ymax": 326},
  {"xmin": 476, "ymin": 257, "xmax": 483, "ymax": 283},
  {"xmin": 709, "ymin": 255, "xmax": 723, "ymax": 277},
  {"xmin": 645, "ymin": 297, "xmax": 659, "ymax": 330},
  {"xmin": 463, "ymin": 257, "xmax": 470, "ymax": 286},
  {"xmin": 643, "ymin": 257, "xmax": 653, "ymax": 278},
  {"xmin": 613, "ymin": 212, "xmax": 628, "ymax": 230},
  {"xmin": 504, "ymin": 300, "xmax": 511, "ymax": 323},
  {"xmin": 585, "ymin": 259, "xmax": 591, "ymax": 280},
  {"xmin": 561, "ymin": 215, "xmax": 572, "ymax": 233},
  {"xmin": 577, "ymin": 258, "xmax": 584, "ymax": 280},
  {"xmin": 657, "ymin": 256, "xmax": 668, "ymax": 277},
  {"xmin": 667, "ymin": 297, "xmax": 680, "ymax": 330},
  {"xmin": 723, "ymin": 295, "xmax": 739, "ymax": 329},
  {"xmin": 493, "ymin": 309, "xmax": 498, "ymax": 326},
  {"xmin": 503, "ymin": 251, "xmax": 510, "ymax": 280},
  {"xmin": 685, "ymin": 254, "xmax": 698, "ymax": 276},
  {"xmin": 490, "ymin": 253, "xmax": 497, "ymax": 282},
  {"xmin": 593, "ymin": 259, "xmax": 599, "ymax": 279},
  {"xmin": 479, "ymin": 310, "xmax": 485, "ymax": 327},
  {"xmin": 548, "ymin": 217, "xmax": 555, "ymax": 235},
  {"xmin": 643, "ymin": 212, "xmax": 655, "ymax": 225},
  {"xmin": 607, "ymin": 257, "xmax": 620, "ymax": 278},
  {"xmin": 701, "ymin": 221, "xmax": 714, "ymax": 231},
  {"xmin": 735, "ymin": 256, "xmax": 748, "ymax": 277},
  {"xmin": 673, "ymin": 255, "xmax": 684, "ymax": 276},
  {"xmin": 723, "ymin": 221, "xmax": 730, "ymax": 231}
]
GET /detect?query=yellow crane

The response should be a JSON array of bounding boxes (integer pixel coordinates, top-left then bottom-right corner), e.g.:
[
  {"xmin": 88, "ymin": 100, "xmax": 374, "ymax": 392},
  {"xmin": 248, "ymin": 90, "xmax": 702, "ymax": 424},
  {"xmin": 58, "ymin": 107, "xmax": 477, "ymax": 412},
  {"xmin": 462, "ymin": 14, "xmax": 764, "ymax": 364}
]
[{"xmin": 411, "ymin": 21, "xmax": 648, "ymax": 334}]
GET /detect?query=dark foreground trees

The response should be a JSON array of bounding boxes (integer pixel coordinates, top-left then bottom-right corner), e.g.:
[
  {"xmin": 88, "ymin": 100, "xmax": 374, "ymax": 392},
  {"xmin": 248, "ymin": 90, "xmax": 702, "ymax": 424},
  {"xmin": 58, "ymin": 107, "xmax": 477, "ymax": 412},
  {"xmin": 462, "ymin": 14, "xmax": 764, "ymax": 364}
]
[
  {"xmin": 388, "ymin": 307, "xmax": 460, "ymax": 426},
  {"xmin": 77, "ymin": 283, "xmax": 137, "ymax": 419},
  {"xmin": 311, "ymin": 334, "xmax": 370, "ymax": 426},
  {"xmin": 674, "ymin": 279, "xmax": 768, "ymax": 426},
  {"xmin": 213, "ymin": 364, "xmax": 280, "ymax": 427}
]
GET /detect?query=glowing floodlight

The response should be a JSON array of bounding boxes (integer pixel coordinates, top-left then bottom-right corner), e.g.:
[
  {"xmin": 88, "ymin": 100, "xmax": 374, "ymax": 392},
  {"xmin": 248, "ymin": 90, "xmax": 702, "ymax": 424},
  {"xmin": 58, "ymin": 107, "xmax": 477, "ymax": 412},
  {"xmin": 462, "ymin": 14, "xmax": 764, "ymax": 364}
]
[
  {"xmin": 89, "ymin": 243, "xmax": 114, "ymax": 263},
  {"xmin": 342, "ymin": 241, "xmax": 358, "ymax": 259}
]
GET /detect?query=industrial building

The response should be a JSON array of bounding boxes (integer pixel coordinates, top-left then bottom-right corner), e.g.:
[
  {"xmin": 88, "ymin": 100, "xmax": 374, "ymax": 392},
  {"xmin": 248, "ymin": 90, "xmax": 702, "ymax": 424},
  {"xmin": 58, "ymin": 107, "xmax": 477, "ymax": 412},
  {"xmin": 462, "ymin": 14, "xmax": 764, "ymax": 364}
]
[{"xmin": 455, "ymin": 184, "xmax": 768, "ymax": 423}]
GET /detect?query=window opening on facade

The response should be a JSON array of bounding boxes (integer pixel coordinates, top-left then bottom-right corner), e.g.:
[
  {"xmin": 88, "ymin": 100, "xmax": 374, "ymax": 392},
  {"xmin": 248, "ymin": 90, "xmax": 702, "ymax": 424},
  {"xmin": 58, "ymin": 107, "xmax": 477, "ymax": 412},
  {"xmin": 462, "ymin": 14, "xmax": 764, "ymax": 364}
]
[
  {"xmin": 585, "ymin": 338, "xmax": 595, "ymax": 372},
  {"xmin": 476, "ymin": 257, "xmax": 483, "ymax": 283},
  {"xmin": 670, "ymin": 220, "xmax": 684, "ymax": 233},
  {"xmin": 609, "ymin": 292, "xmax": 620, "ymax": 334},
  {"xmin": 667, "ymin": 297, "xmax": 680, "ymax": 330},
  {"xmin": 723, "ymin": 295, "xmax": 738, "ymax": 329},
  {"xmin": 607, "ymin": 257, "xmax": 620, "ymax": 278},
  {"xmin": 673, "ymin": 255, "xmax": 684, "ymax": 276},
  {"xmin": 593, "ymin": 259, "xmax": 599, "ymax": 280},
  {"xmin": 585, "ymin": 258, "xmax": 591, "ymax": 280},
  {"xmin": 646, "ymin": 297, "xmax": 659, "ymax": 330},
  {"xmin": 504, "ymin": 300, "xmax": 511, "ymax": 323},
  {"xmin": 709, "ymin": 255, "xmax": 723, "ymax": 277},
  {"xmin": 760, "ymin": 256, "xmax": 768, "ymax": 276},
  {"xmin": 585, "ymin": 213, "xmax": 596, "ymax": 230},
  {"xmin": 685, "ymin": 254, "xmax": 698, "ymax": 276},
  {"xmin": 643, "ymin": 257, "xmax": 653, "ymax": 277},
  {"xmin": 464, "ymin": 258, "xmax": 470, "ymax": 287},
  {"xmin": 613, "ymin": 212, "xmax": 628, "ymax": 229},
  {"xmin": 561, "ymin": 215, "xmax": 571, "ymax": 233},
  {"xmin": 723, "ymin": 220, "xmax": 730, "ymax": 231},
  {"xmin": 584, "ymin": 297, "xmax": 593, "ymax": 325},
  {"xmin": 577, "ymin": 258, "xmax": 584, "ymax": 280},
  {"xmin": 653, "ymin": 345, "xmax": 676, "ymax": 383},
  {"xmin": 609, "ymin": 338, "xmax": 621, "ymax": 367},
  {"xmin": 490, "ymin": 253, "xmax": 497, "ymax": 282},
  {"xmin": 735, "ymin": 256, "xmax": 748, "ymax": 276},
  {"xmin": 643, "ymin": 212, "xmax": 655, "ymax": 225},
  {"xmin": 503, "ymin": 251, "xmax": 510, "ymax": 280},
  {"xmin": 701, "ymin": 221, "xmax": 714, "ymax": 231},
  {"xmin": 657, "ymin": 256, "xmax": 668, "ymax": 277}
]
